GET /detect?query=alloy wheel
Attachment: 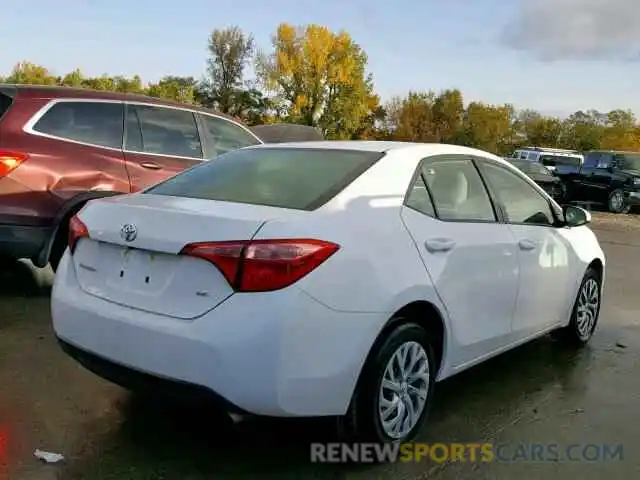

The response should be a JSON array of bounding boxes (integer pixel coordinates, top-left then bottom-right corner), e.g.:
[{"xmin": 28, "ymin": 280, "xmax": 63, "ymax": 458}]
[
  {"xmin": 576, "ymin": 278, "xmax": 600, "ymax": 340},
  {"xmin": 378, "ymin": 341, "xmax": 430, "ymax": 440}
]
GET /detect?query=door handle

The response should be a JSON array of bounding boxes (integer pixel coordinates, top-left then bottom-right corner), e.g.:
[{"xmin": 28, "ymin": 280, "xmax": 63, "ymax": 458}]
[
  {"xmin": 518, "ymin": 239, "xmax": 537, "ymax": 251},
  {"xmin": 141, "ymin": 162, "xmax": 161, "ymax": 170},
  {"xmin": 425, "ymin": 238, "xmax": 456, "ymax": 253}
]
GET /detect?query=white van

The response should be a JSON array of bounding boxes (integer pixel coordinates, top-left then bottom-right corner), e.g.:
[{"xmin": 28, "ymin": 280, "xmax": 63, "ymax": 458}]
[{"xmin": 510, "ymin": 147, "xmax": 583, "ymax": 171}]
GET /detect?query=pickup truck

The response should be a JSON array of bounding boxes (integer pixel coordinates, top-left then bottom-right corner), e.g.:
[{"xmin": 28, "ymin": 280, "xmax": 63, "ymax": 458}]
[{"xmin": 555, "ymin": 150, "xmax": 640, "ymax": 213}]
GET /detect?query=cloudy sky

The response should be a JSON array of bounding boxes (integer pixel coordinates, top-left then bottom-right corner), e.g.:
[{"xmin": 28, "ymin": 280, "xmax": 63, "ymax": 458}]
[{"xmin": 2, "ymin": 0, "xmax": 639, "ymax": 116}]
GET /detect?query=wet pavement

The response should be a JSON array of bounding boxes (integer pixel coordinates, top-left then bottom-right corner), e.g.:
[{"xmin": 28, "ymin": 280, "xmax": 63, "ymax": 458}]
[{"xmin": 1, "ymin": 213, "xmax": 640, "ymax": 479}]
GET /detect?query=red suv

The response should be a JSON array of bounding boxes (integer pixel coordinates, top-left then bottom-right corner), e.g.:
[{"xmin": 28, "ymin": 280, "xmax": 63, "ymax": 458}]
[{"xmin": 0, "ymin": 85, "xmax": 319, "ymax": 270}]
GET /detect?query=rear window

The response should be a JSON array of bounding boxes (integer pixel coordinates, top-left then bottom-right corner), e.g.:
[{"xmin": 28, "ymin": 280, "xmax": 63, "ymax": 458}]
[
  {"xmin": 0, "ymin": 92, "xmax": 14, "ymax": 121},
  {"xmin": 146, "ymin": 147, "xmax": 383, "ymax": 210},
  {"xmin": 32, "ymin": 101, "xmax": 124, "ymax": 149}
]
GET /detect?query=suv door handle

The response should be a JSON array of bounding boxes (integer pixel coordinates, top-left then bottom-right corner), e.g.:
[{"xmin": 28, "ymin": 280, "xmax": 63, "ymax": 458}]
[
  {"xmin": 425, "ymin": 238, "xmax": 456, "ymax": 253},
  {"xmin": 141, "ymin": 162, "xmax": 161, "ymax": 170},
  {"xmin": 518, "ymin": 239, "xmax": 537, "ymax": 251}
]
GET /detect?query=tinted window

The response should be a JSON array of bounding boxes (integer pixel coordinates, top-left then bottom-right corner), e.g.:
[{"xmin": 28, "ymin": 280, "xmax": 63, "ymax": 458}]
[
  {"xmin": 125, "ymin": 105, "xmax": 202, "ymax": 158},
  {"xmin": 481, "ymin": 163, "xmax": 555, "ymax": 226},
  {"xmin": 422, "ymin": 157, "xmax": 496, "ymax": 222},
  {"xmin": 32, "ymin": 101, "xmax": 124, "ymax": 149},
  {"xmin": 0, "ymin": 93, "xmax": 13, "ymax": 120},
  {"xmin": 617, "ymin": 154, "xmax": 640, "ymax": 170},
  {"xmin": 146, "ymin": 147, "xmax": 382, "ymax": 211},
  {"xmin": 200, "ymin": 114, "xmax": 259, "ymax": 157},
  {"xmin": 584, "ymin": 152, "xmax": 601, "ymax": 168},
  {"xmin": 405, "ymin": 174, "xmax": 436, "ymax": 217},
  {"xmin": 596, "ymin": 153, "xmax": 613, "ymax": 168},
  {"xmin": 539, "ymin": 154, "xmax": 582, "ymax": 168}
]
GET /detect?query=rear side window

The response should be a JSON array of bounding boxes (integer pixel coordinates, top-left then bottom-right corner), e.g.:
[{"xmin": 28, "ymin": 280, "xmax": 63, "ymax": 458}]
[
  {"xmin": 0, "ymin": 92, "xmax": 14, "ymax": 120},
  {"xmin": 146, "ymin": 147, "xmax": 383, "ymax": 210},
  {"xmin": 125, "ymin": 105, "xmax": 202, "ymax": 158},
  {"xmin": 199, "ymin": 114, "xmax": 259, "ymax": 157},
  {"xmin": 31, "ymin": 101, "xmax": 124, "ymax": 149}
]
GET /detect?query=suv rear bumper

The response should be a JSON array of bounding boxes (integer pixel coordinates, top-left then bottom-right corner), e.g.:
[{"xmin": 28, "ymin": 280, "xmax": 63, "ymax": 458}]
[{"xmin": 0, "ymin": 223, "xmax": 51, "ymax": 260}]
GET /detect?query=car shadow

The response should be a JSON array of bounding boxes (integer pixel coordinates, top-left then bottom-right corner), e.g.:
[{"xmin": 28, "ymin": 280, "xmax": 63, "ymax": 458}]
[
  {"xmin": 57, "ymin": 336, "xmax": 588, "ymax": 479},
  {"xmin": 0, "ymin": 257, "xmax": 53, "ymax": 297}
]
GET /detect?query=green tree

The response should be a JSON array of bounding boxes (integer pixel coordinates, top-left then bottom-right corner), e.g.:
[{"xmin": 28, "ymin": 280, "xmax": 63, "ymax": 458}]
[
  {"xmin": 5, "ymin": 62, "xmax": 57, "ymax": 85},
  {"xmin": 147, "ymin": 76, "xmax": 198, "ymax": 103},
  {"xmin": 202, "ymin": 26, "xmax": 255, "ymax": 115}
]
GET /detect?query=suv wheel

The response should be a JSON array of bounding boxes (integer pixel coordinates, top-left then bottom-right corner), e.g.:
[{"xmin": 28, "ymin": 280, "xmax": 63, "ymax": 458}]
[{"xmin": 608, "ymin": 189, "xmax": 630, "ymax": 213}]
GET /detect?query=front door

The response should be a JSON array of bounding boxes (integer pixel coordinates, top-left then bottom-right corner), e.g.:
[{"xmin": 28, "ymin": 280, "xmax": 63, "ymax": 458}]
[
  {"xmin": 477, "ymin": 160, "xmax": 574, "ymax": 336},
  {"xmin": 400, "ymin": 155, "xmax": 519, "ymax": 367},
  {"xmin": 123, "ymin": 103, "xmax": 203, "ymax": 191}
]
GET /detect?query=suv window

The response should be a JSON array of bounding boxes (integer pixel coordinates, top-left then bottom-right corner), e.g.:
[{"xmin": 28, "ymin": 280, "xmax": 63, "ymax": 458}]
[
  {"xmin": 125, "ymin": 105, "xmax": 202, "ymax": 158},
  {"xmin": 32, "ymin": 101, "xmax": 124, "ymax": 149},
  {"xmin": 480, "ymin": 162, "xmax": 555, "ymax": 226},
  {"xmin": 199, "ymin": 114, "xmax": 260, "ymax": 157},
  {"xmin": 0, "ymin": 92, "xmax": 13, "ymax": 120},
  {"xmin": 146, "ymin": 147, "xmax": 382, "ymax": 211},
  {"xmin": 422, "ymin": 157, "xmax": 496, "ymax": 222}
]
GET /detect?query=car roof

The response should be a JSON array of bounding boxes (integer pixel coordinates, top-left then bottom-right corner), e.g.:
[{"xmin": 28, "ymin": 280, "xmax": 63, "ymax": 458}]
[
  {"xmin": 248, "ymin": 140, "xmax": 506, "ymax": 158},
  {"xmin": 0, "ymin": 83, "xmax": 241, "ymax": 124}
]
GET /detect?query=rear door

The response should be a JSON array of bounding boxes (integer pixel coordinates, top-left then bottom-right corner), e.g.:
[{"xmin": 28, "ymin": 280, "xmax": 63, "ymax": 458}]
[
  {"xmin": 400, "ymin": 154, "xmax": 519, "ymax": 367},
  {"xmin": 123, "ymin": 103, "xmax": 203, "ymax": 191}
]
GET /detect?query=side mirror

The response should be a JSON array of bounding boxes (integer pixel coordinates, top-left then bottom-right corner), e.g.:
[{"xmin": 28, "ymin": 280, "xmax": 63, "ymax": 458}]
[{"xmin": 563, "ymin": 205, "xmax": 591, "ymax": 227}]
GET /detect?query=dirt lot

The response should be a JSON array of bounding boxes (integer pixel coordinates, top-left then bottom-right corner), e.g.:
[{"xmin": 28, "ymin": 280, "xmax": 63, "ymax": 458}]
[{"xmin": 1, "ymin": 212, "xmax": 639, "ymax": 479}]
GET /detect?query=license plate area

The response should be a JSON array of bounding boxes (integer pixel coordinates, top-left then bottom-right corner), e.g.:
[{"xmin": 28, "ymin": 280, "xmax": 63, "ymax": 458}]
[{"xmin": 106, "ymin": 246, "xmax": 175, "ymax": 294}]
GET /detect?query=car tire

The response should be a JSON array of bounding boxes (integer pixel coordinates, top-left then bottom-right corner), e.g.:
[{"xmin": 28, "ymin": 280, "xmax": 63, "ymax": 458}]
[
  {"xmin": 608, "ymin": 189, "xmax": 630, "ymax": 214},
  {"xmin": 339, "ymin": 322, "xmax": 436, "ymax": 444},
  {"xmin": 555, "ymin": 267, "xmax": 602, "ymax": 347}
]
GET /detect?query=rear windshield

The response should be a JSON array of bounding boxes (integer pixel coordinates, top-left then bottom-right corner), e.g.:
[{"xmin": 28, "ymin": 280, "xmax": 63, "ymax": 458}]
[{"xmin": 145, "ymin": 147, "xmax": 384, "ymax": 210}]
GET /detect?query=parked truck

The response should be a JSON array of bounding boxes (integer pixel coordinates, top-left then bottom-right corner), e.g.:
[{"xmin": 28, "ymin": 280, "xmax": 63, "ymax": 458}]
[{"xmin": 554, "ymin": 150, "xmax": 640, "ymax": 213}]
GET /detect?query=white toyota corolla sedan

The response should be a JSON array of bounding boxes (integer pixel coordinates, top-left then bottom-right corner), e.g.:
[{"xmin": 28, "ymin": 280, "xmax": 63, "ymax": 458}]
[{"xmin": 51, "ymin": 141, "xmax": 605, "ymax": 444}]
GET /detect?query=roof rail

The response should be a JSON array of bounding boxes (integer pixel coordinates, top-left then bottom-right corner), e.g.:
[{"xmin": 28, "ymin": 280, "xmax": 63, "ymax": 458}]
[{"xmin": 520, "ymin": 146, "xmax": 579, "ymax": 153}]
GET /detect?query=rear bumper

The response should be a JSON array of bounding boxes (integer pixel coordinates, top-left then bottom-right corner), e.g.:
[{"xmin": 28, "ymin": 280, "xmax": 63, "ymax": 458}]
[
  {"xmin": 0, "ymin": 223, "xmax": 51, "ymax": 260},
  {"xmin": 51, "ymin": 251, "xmax": 386, "ymax": 417}
]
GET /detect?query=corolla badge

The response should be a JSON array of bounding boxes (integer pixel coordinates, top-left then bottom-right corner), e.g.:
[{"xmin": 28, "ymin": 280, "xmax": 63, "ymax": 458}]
[{"xmin": 120, "ymin": 223, "xmax": 138, "ymax": 242}]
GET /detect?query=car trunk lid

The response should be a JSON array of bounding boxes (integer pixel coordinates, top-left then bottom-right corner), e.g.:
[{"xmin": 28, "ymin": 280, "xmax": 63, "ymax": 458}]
[{"xmin": 71, "ymin": 194, "xmax": 298, "ymax": 319}]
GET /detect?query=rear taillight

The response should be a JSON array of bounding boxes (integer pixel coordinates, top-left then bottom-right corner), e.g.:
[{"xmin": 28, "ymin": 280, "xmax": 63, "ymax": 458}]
[
  {"xmin": 0, "ymin": 151, "xmax": 28, "ymax": 178},
  {"xmin": 68, "ymin": 215, "xmax": 89, "ymax": 252},
  {"xmin": 181, "ymin": 239, "xmax": 339, "ymax": 292}
]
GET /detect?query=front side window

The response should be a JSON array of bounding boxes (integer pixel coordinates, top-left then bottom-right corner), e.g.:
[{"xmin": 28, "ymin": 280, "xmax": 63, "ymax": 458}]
[
  {"xmin": 422, "ymin": 157, "xmax": 496, "ymax": 222},
  {"xmin": 32, "ymin": 101, "xmax": 124, "ymax": 149},
  {"xmin": 125, "ymin": 105, "xmax": 202, "ymax": 158},
  {"xmin": 199, "ymin": 114, "xmax": 260, "ymax": 158},
  {"xmin": 480, "ymin": 162, "xmax": 555, "ymax": 226},
  {"xmin": 146, "ymin": 147, "xmax": 382, "ymax": 211}
]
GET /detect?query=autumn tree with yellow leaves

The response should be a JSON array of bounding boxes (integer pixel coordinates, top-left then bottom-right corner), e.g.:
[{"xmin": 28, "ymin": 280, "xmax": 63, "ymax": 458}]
[{"xmin": 256, "ymin": 23, "xmax": 379, "ymax": 139}]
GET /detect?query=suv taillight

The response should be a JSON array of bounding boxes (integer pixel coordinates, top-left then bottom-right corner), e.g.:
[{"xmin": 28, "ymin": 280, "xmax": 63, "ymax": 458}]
[
  {"xmin": 68, "ymin": 215, "xmax": 89, "ymax": 252},
  {"xmin": 181, "ymin": 239, "xmax": 339, "ymax": 292},
  {"xmin": 0, "ymin": 151, "xmax": 28, "ymax": 178}
]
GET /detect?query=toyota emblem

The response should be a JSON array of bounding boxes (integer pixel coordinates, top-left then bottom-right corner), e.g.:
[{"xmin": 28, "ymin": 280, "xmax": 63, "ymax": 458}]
[{"xmin": 120, "ymin": 224, "xmax": 138, "ymax": 242}]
